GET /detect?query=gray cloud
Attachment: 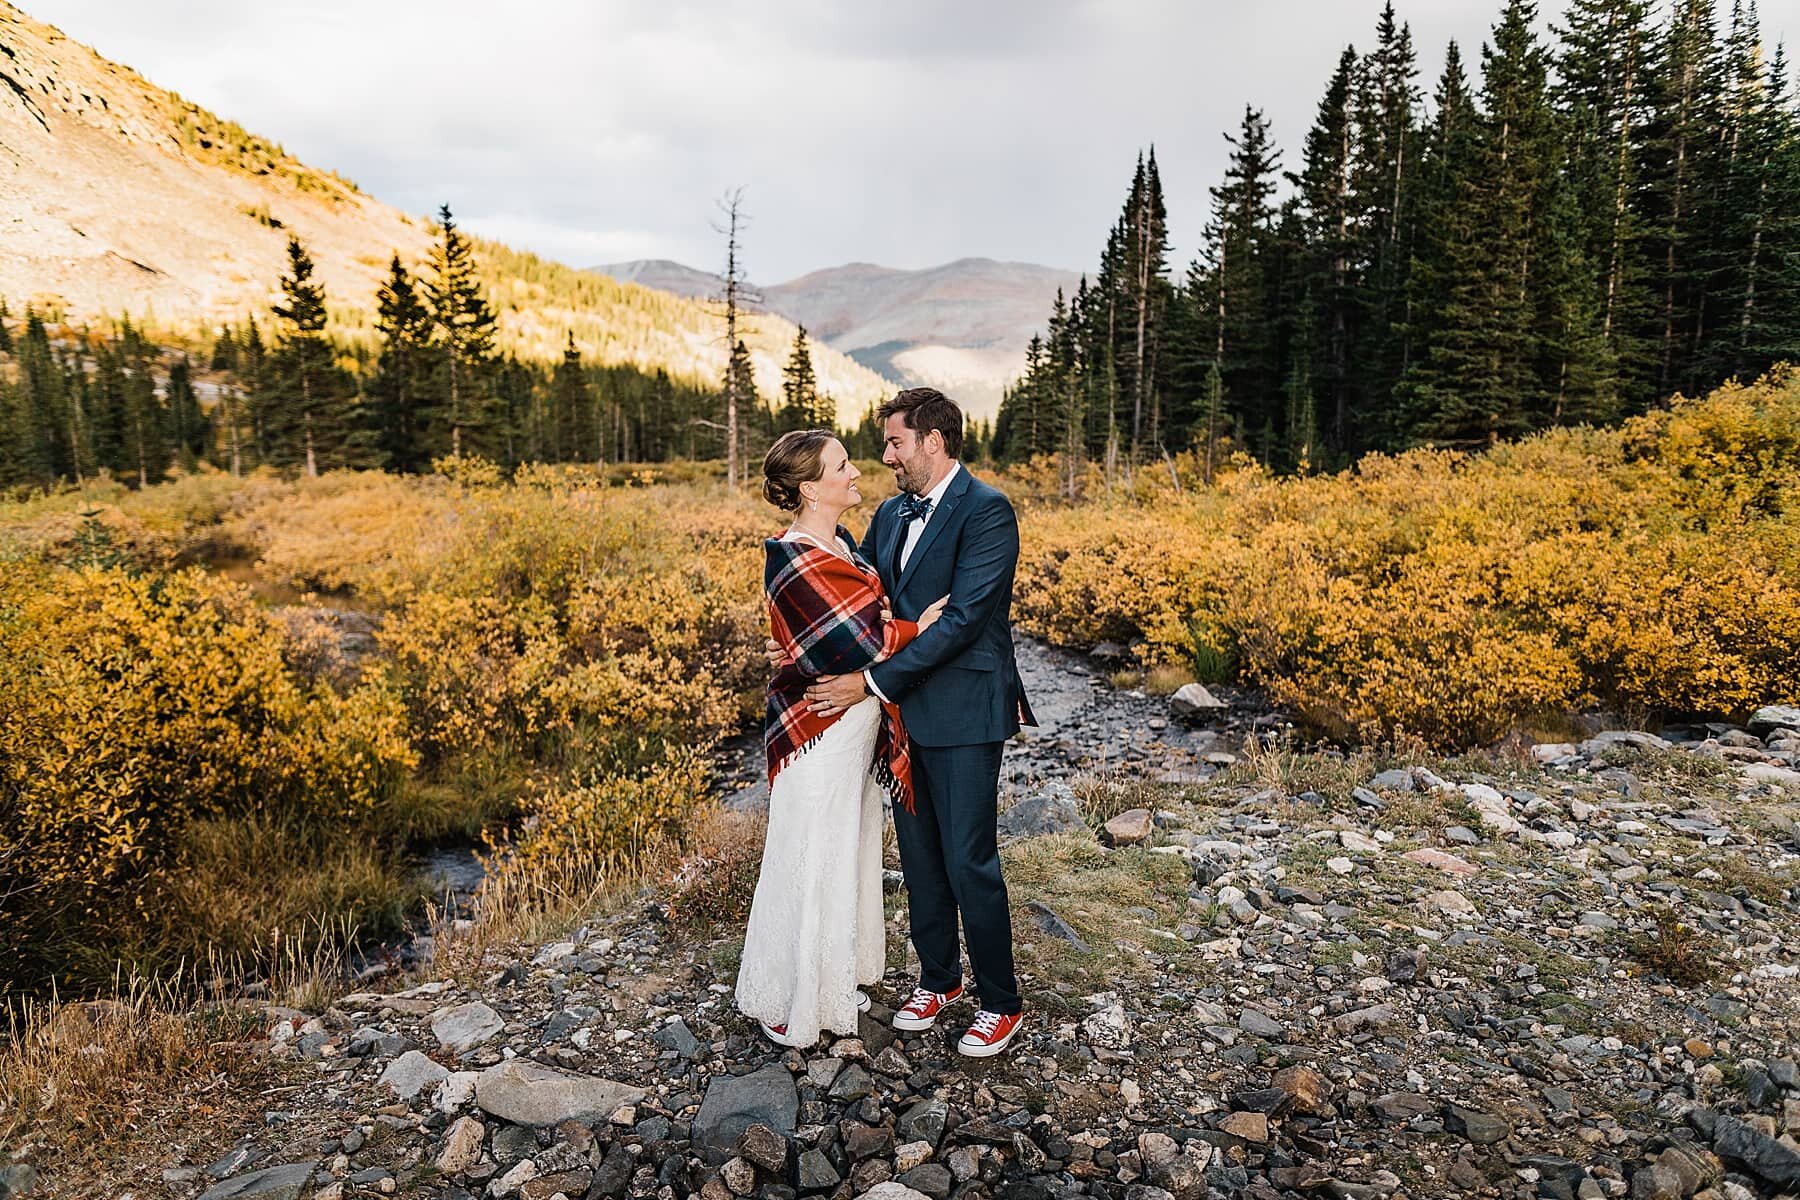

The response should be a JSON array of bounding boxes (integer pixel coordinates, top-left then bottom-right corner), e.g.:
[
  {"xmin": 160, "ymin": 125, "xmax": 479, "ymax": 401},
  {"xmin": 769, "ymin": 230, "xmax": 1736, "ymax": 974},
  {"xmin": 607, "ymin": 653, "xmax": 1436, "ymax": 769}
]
[{"xmin": 26, "ymin": 0, "xmax": 1800, "ymax": 282}]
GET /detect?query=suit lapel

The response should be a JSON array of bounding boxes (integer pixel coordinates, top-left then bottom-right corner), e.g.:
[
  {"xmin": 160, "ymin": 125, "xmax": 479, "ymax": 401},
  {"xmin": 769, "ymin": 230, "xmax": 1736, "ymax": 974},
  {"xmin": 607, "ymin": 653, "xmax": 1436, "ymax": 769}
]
[
  {"xmin": 896, "ymin": 467, "xmax": 971, "ymax": 595},
  {"xmin": 876, "ymin": 503, "xmax": 903, "ymax": 590}
]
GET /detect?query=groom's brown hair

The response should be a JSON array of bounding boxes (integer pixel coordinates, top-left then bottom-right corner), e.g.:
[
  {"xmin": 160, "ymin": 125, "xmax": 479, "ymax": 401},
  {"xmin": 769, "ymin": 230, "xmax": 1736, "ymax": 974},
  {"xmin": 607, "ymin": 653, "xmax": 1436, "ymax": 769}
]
[{"xmin": 877, "ymin": 387, "xmax": 963, "ymax": 459}]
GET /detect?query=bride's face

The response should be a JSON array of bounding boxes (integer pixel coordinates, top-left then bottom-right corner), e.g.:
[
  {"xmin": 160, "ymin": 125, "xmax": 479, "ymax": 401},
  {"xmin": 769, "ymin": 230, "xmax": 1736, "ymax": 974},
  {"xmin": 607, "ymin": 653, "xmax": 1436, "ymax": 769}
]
[{"xmin": 804, "ymin": 439, "xmax": 863, "ymax": 512}]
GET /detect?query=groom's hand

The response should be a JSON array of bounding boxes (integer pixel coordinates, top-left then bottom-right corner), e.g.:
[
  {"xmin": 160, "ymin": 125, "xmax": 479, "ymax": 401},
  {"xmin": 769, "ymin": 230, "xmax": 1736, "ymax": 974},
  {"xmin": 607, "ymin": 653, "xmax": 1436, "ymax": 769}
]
[{"xmin": 805, "ymin": 673, "xmax": 868, "ymax": 717}]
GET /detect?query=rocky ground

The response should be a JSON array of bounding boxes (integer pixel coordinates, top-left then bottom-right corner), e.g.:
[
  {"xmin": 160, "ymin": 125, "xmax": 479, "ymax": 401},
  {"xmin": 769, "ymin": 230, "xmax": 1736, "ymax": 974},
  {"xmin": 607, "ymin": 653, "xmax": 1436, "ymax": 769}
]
[{"xmin": 7, "ymin": 642, "xmax": 1800, "ymax": 1200}]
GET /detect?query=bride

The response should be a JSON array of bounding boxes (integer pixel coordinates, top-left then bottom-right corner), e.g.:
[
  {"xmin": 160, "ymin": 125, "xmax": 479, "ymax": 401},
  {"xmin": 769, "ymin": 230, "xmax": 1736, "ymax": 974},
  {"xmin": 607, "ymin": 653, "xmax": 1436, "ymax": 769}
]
[{"xmin": 735, "ymin": 428, "xmax": 945, "ymax": 1048}]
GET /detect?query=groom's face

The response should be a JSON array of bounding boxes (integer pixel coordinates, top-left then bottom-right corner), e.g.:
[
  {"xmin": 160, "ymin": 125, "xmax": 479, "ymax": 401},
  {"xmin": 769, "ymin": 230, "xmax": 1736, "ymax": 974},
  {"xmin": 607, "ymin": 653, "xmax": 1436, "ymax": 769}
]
[{"xmin": 882, "ymin": 414, "xmax": 933, "ymax": 494}]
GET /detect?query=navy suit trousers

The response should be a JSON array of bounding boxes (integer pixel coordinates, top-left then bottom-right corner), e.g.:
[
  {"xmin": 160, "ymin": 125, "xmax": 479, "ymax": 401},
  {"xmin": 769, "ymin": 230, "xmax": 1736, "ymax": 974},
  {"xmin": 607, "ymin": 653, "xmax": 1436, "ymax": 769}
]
[{"xmin": 894, "ymin": 740, "xmax": 1021, "ymax": 1015}]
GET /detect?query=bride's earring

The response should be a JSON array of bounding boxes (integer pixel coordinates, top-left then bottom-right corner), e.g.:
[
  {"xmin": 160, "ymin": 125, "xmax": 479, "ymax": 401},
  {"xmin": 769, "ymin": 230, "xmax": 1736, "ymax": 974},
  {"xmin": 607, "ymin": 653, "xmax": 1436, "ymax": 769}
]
[{"xmin": 810, "ymin": 500, "xmax": 818, "ymax": 511}]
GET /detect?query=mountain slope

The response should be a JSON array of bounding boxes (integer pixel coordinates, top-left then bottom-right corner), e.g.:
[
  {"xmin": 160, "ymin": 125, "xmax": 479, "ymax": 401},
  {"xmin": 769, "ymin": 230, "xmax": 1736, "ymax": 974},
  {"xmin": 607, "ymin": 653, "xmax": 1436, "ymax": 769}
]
[
  {"xmin": 0, "ymin": 3, "xmax": 893, "ymax": 413},
  {"xmin": 595, "ymin": 257, "xmax": 1080, "ymax": 419}
]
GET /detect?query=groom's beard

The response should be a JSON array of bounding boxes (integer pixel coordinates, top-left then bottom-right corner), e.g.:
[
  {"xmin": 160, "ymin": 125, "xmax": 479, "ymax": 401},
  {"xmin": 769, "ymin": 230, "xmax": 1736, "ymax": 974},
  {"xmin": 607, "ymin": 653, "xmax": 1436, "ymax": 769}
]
[{"xmin": 893, "ymin": 457, "xmax": 928, "ymax": 494}]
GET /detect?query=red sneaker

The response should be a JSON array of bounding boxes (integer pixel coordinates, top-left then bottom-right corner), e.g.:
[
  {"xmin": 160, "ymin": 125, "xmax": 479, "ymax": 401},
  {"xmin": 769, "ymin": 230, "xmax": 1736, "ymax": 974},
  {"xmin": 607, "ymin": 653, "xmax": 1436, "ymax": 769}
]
[
  {"xmin": 891, "ymin": 983, "xmax": 964, "ymax": 1032},
  {"xmin": 759, "ymin": 1020, "xmax": 807, "ymax": 1048},
  {"xmin": 957, "ymin": 1010, "xmax": 1024, "ymax": 1057}
]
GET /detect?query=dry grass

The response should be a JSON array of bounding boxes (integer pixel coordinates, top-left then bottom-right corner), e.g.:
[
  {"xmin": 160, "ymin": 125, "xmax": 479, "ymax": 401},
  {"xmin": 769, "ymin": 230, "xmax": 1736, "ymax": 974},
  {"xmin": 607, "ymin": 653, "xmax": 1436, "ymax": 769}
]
[
  {"xmin": 663, "ymin": 808, "xmax": 769, "ymax": 935},
  {"xmin": 1624, "ymin": 905, "xmax": 1721, "ymax": 986},
  {"xmin": 1070, "ymin": 772, "xmax": 1173, "ymax": 831},
  {"xmin": 0, "ymin": 954, "xmax": 325, "ymax": 1161},
  {"xmin": 1002, "ymin": 835, "xmax": 1192, "ymax": 992}
]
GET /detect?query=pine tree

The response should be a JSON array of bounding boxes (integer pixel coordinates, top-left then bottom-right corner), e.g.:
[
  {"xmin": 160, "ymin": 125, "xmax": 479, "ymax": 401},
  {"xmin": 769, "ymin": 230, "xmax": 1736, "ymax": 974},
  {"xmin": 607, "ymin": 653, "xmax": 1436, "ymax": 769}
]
[
  {"xmin": 553, "ymin": 332, "xmax": 595, "ymax": 464},
  {"xmin": 270, "ymin": 236, "xmax": 335, "ymax": 476},
  {"xmin": 0, "ymin": 298, "xmax": 12, "ymax": 353},
  {"xmin": 118, "ymin": 320, "xmax": 167, "ymax": 487},
  {"xmin": 778, "ymin": 325, "xmax": 827, "ymax": 432},
  {"xmin": 1403, "ymin": 2, "xmax": 1566, "ymax": 445},
  {"xmin": 425, "ymin": 204, "xmax": 498, "ymax": 460},
  {"xmin": 372, "ymin": 254, "xmax": 433, "ymax": 471},
  {"xmin": 1640, "ymin": 0, "xmax": 1725, "ymax": 396},
  {"xmin": 165, "ymin": 355, "xmax": 208, "ymax": 469},
  {"xmin": 1201, "ymin": 106, "xmax": 1284, "ymax": 463},
  {"xmin": 1554, "ymin": 0, "xmax": 1659, "ymax": 404},
  {"xmin": 1295, "ymin": 47, "xmax": 1361, "ymax": 454}
]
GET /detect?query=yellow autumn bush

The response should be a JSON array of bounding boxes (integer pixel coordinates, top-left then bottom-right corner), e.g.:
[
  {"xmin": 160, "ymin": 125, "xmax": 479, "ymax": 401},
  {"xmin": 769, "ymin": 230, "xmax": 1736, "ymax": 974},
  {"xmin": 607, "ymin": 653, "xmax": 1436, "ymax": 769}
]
[
  {"xmin": 0, "ymin": 560, "xmax": 417, "ymax": 986},
  {"xmin": 1015, "ymin": 369, "xmax": 1800, "ymax": 745}
]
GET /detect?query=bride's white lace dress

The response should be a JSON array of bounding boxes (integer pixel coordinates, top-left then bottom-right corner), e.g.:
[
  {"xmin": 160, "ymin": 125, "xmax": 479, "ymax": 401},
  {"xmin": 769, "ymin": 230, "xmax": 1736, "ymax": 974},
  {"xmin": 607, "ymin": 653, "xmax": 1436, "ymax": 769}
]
[{"xmin": 734, "ymin": 693, "xmax": 887, "ymax": 1046}]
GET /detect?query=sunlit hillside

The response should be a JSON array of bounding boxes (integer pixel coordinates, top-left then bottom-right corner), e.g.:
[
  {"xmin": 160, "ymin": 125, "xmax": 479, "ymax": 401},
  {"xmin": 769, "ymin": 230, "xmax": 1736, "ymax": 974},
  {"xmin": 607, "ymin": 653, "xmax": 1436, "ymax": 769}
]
[{"xmin": 0, "ymin": 2, "xmax": 894, "ymax": 412}]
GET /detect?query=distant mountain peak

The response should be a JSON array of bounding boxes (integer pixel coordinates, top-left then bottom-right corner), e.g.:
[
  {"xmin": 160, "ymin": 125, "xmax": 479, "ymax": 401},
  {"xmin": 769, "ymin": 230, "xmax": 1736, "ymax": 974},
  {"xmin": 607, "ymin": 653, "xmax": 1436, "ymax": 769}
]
[{"xmin": 592, "ymin": 257, "xmax": 1081, "ymax": 418}]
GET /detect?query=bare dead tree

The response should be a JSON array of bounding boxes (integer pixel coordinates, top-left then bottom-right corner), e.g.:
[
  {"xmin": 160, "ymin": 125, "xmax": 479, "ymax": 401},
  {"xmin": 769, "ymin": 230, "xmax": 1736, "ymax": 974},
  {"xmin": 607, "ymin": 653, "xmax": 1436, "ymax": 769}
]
[{"xmin": 710, "ymin": 189, "xmax": 762, "ymax": 490}]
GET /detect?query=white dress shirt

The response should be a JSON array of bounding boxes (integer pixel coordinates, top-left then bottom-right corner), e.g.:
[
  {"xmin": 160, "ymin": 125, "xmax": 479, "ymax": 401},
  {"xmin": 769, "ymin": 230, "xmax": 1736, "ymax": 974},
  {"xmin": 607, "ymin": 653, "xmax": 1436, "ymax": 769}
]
[{"xmin": 864, "ymin": 462, "xmax": 962, "ymax": 702}]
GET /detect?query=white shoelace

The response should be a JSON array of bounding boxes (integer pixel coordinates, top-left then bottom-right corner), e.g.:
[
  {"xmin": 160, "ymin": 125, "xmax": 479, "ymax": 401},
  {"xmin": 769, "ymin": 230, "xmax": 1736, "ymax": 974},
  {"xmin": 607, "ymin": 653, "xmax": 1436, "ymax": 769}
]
[
  {"xmin": 969, "ymin": 1010, "xmax": 1005, "ymax": 1036},
  {"xmin": 903, "ymin": 988, "xmax": 940, "ymax": 1012}
]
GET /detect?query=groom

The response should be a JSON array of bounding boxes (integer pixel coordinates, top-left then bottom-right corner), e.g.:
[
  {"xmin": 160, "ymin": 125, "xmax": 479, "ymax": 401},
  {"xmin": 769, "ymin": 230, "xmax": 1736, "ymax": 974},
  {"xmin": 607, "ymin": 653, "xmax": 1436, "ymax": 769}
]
[{"xmin": 801, "ymin": 387, "xmax": 1033, "ymax": 1057}]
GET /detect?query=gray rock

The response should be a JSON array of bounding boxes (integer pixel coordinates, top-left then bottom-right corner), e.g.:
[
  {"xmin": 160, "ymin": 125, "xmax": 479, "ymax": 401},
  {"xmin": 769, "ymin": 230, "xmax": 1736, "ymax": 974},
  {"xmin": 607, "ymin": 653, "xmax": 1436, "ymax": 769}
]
[
  {"xmin": 0, "ymin": 1166, "xmax": 37, "ymax": 1200},
  {"xmin": 1628, "ymin": 1164, "xmax": 1683, "ymax": 1200},
  {"xmin": 1023, "ymin": 900, "xmax": 1092, "ymax": 953},
  {"xmin": 828, "ymin": 1063, "xmax": 875, "ymax": 1103},
  {"xmin": 899, "ymin": 1164, "xmax": 955, "ymax": 1199},
  {"xmin": 1170, "ymin": 683, "xmax": 1228, "ymax": 718},
  {"xmin": 997, "ymin": 785, "xmax": 1089, "ymax": 839},
  {"xmin": 588, "ymin": 1143, "xmax": 634, "ymax": 1198},
  {"xmin": 795, "ymin": 1148, "xmax": 841, "ymax": 1191},
  {"xmin": 1714, "ymin": 1115, "xmax": 1800, "ymax": 1188},
  {"xmin": 896, "ymin": 1098, "xmax": 950, "ymax": 1149},
  {"xmin": 1444, "ymin": 1105, "xmax": 1513, "ymax": 1145},
  {"xmin": 857, "ymin": 1185, "xmax": 932, "ymax": 1200},
  {"xmin": 492, "ymin": 1123, "xmax": 537, "ymax": 1166},
  {"xmin": 431, "ymin": 1001, "xmax": 504, "ymax": 1053},
  {"xmin": 1368, "ymin": 769, "xmax": 1416, "ymax": 792},
  {"xmin": 693, "ymin": 1063, "xmax": 798, "ymax": 1166},
  {"xmin": 196, "ymin": 1162, "xmax": 321, "ymax": 1200},
  {"xmin": 1749, "ymin": 704, "xmax": 1800, "ymax": 735},
  {"xmin": 1238, "ymin": 1009, "xmax": 1285, "ymax": 1039},
  {"xmin": 474, "ymin": 1059, "xmax": 645, "ymax": 1127},
  {"xmin": 378, "ymin": 1049, "xmax": 451, "ymax": 1099},
  {"xmin": 650, "ymin": 1016, "xmax": 702, "ymax": 1059}
]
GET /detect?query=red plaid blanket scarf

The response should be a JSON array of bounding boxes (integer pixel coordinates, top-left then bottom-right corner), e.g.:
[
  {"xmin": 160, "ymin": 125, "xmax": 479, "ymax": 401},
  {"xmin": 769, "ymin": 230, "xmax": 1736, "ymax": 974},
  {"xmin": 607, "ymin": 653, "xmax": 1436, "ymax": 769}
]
[{"xmin": 765, "ymin": 531, "xmax": 917, "ymax": 813}]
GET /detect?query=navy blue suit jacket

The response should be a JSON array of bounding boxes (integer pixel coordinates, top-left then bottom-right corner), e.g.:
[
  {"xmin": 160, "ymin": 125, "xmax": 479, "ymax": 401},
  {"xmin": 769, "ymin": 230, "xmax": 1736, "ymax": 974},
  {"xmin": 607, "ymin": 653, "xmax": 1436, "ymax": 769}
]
[{"xmin": 862, "ymin": 466, "xmax": 1034, "ymax": 747}]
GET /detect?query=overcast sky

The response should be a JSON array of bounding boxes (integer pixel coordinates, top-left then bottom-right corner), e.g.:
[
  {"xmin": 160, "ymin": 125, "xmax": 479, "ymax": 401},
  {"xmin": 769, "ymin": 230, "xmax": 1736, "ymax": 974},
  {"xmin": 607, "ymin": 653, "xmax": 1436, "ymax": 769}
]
[{"xmin": 27, "ymin": 0, "xmax": 1800, "ymax": 283}]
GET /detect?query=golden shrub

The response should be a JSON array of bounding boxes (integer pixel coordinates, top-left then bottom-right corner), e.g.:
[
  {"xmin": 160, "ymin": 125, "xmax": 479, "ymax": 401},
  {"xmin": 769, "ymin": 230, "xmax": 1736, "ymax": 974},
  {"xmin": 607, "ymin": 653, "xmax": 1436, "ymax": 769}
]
[{"xmin": 1015, "ymin": 371, "xmax": 1800, "ymax": 746}]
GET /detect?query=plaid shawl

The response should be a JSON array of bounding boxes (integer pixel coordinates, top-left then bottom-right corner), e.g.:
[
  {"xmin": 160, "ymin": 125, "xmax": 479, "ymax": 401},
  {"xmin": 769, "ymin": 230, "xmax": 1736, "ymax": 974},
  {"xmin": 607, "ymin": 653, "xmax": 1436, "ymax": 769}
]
[{"xmin": 765, "ymin": 530, "xmax": 917, "ymax": 813}]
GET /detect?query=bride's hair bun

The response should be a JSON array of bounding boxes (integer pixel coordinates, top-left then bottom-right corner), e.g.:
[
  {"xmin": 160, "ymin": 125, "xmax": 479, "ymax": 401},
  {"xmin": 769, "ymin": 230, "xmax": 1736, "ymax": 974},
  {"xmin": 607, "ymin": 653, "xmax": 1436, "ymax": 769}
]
[{"xmin": 762, "ymin": 429, "xmax": 834, "ymax": 511}]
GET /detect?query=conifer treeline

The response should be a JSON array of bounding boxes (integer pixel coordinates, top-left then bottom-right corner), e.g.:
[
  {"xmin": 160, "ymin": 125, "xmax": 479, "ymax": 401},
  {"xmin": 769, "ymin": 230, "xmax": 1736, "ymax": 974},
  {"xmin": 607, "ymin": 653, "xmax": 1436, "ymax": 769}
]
[
  {"xmin": 996, "ymin": 0, "xmax": 1800, "ymax": 478},
  {"xmin": 0, "ymin": 205, "xmax": 880, "ymax": 490}
]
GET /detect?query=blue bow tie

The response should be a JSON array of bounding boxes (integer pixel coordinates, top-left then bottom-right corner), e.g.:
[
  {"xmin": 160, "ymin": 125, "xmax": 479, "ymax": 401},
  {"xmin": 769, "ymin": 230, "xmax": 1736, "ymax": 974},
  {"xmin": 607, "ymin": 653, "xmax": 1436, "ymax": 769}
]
[{"xmin": 898, "ymin": 493, "xmax": 935, "ymax": 524}]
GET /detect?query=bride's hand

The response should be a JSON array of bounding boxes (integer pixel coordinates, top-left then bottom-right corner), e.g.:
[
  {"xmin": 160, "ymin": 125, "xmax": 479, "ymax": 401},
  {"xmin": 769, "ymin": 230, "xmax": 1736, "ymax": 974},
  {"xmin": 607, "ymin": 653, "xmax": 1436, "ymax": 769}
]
[
  {"xmin": 917, "ymin": 595, "xmax": 949, "ymax": 633},
  {"xmin": 765, "ymin": 637, "xmax": 788, "ymax": 669}
]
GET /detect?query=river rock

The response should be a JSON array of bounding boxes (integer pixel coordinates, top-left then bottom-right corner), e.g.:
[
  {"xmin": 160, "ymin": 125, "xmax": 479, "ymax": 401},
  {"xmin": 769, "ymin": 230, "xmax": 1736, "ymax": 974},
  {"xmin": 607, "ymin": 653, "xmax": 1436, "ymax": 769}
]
[
  {"xmin": 431, "ymin": 1001, "xmax": 504, "ymax": 1053},
  {"xmin": 693, "ymin": 1062, "xmax": 798, "ymax": 1165},
  {"xmin": 1104, "ymin": 808, "xmax": 1155, "ymax": 845},
  {"xmin": 196, "ymin": 1162, "xmax": 321, "ymax": 1200},
  {"xmin": 435, "ymin": 1116, "xmax": 485, "ymax": 1175},
  {"xmin": 378, "ymin": 1049, "xmax": 450, "ymax": 1099},
  {"xmin": 1170, "ymin": 683, "xmax": 1227, "ymax": 717},
  {"xmin": 474, "ymin": 1059, "xmax": 645, "ymax": 1127},
  {"xmin": 1023, "ymin": 900, "xmax": 1092, "ymax": 953},
  {"xmin": 997, "ymin": 784, "xmax": 1088, "ymax": 839},
  {"xmin": 1749, "ymin": 704, "xmax": 1800, "ymax": 735}
]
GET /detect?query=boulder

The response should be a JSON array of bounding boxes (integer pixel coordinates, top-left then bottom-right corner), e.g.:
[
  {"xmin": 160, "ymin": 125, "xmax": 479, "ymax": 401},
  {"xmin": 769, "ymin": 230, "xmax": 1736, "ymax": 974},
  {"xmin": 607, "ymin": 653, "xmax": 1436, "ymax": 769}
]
[
  {"xmin": 474, "ymin": 1059, "xmax": 645, "ymax": 1127},
  {"xmin": 430, "ymin": 1001, "xmax": 504, "ymax": 1053},
  {"xmin": 1170, "ymin": 684, "xmax": 1228, "ymax": 718},
  {"xmin": 1748, "ymin": 704, "xmax": 1800, "ymax": 735},
  {"xmin": 693, "ymin": 1063, "xmax": 798, "ymax": 1165},
  {"xmin": 377, "ymin": 1049, "xmax": 450, "ymax": 1100},
  {"xmin": 1104, "ymin": 808, "xmax": 1156, "ymax": 845},
  {"xmin": 197, "ymin": 1163, "xmax": 321, "ymax": 1200},
  {"xmin": 996, "ymin": 784, "xmax": 1089, "ymax": 840}
]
